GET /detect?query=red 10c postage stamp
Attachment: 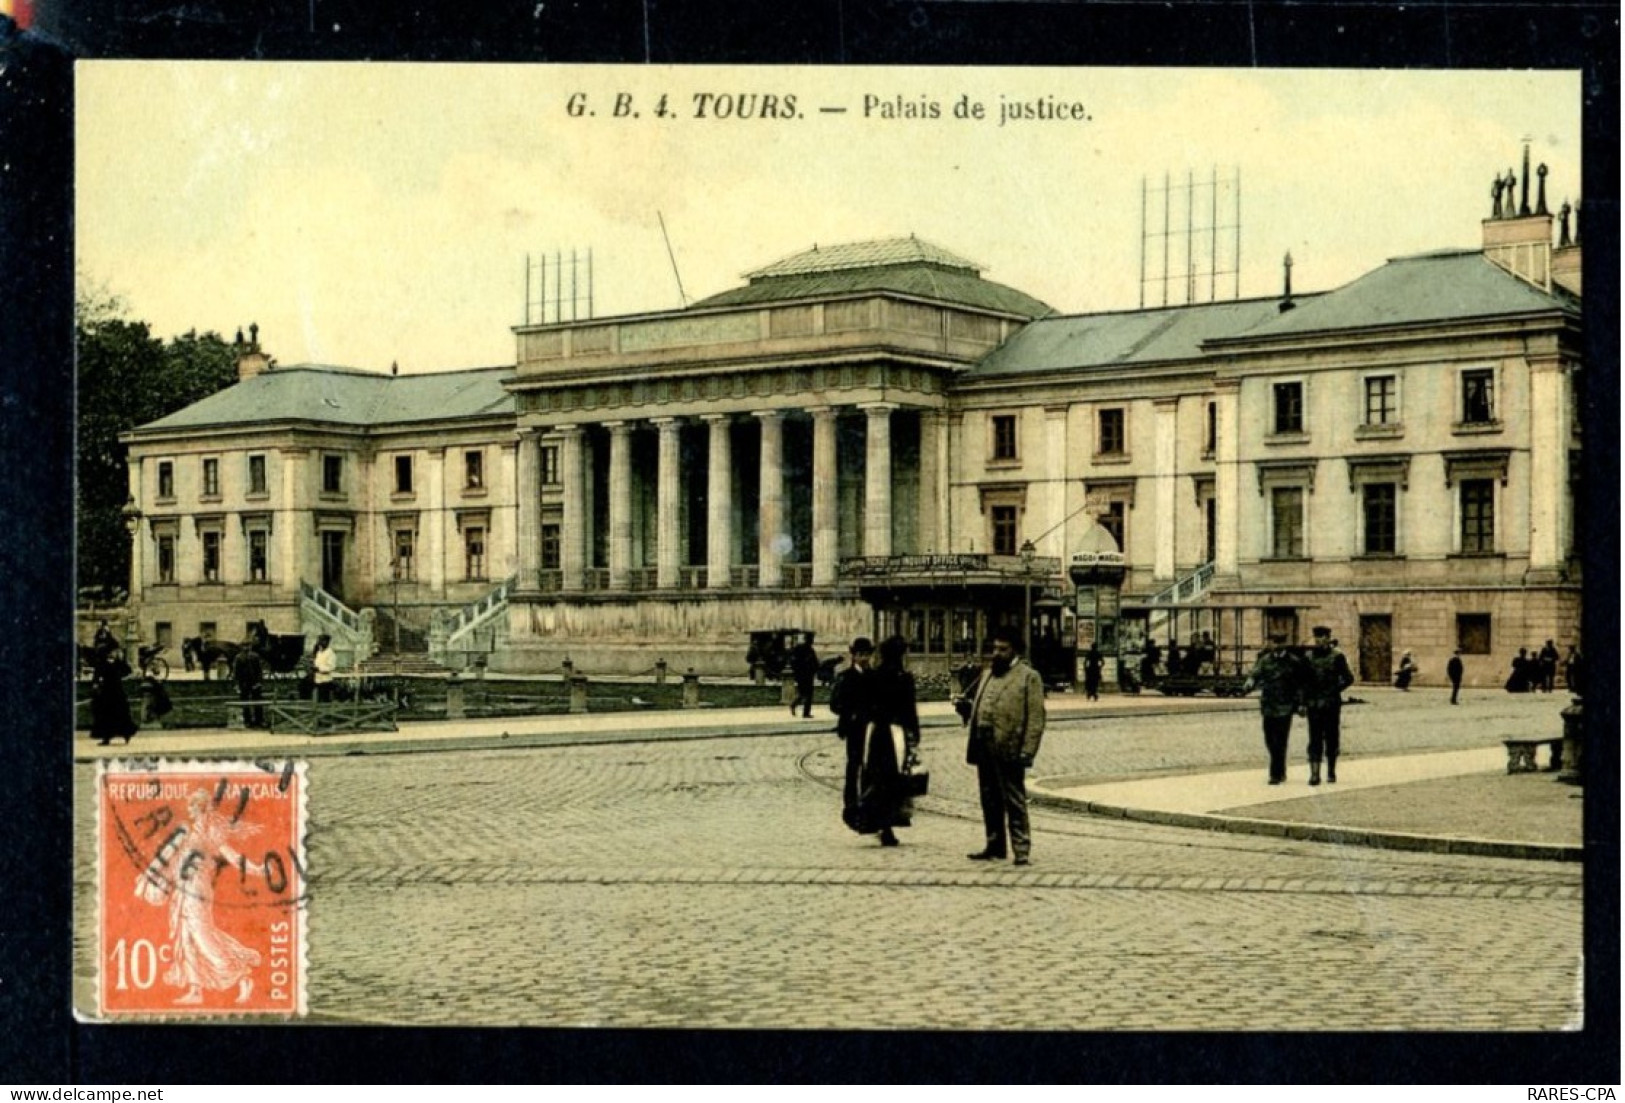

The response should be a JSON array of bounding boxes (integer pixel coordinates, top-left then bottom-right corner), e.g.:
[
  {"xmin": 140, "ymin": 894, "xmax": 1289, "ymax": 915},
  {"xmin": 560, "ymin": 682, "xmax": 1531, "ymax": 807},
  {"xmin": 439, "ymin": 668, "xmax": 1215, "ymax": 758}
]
[{"xmin": 96, "ymin": 759, "xmax": 308, "ymax": 1019}]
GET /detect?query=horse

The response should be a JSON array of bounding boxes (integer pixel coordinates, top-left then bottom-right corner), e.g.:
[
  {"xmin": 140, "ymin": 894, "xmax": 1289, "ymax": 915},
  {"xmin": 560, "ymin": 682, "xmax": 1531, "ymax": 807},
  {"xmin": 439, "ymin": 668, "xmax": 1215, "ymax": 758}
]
[
  {"xmin": 246, "ymin": 621, "xmax": 306, "ymax": 676},
  {"xmin": 181, "ymin": 637, "xmax": 241, "ymax": 680}
]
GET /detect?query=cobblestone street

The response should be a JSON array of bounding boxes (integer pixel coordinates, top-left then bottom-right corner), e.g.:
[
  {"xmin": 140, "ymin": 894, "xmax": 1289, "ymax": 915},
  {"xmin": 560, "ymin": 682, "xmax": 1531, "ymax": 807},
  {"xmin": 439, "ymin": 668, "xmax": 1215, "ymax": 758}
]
[{"xmin": 74, "ymin": 690, "xmax": 1583, "ymax": 1030}]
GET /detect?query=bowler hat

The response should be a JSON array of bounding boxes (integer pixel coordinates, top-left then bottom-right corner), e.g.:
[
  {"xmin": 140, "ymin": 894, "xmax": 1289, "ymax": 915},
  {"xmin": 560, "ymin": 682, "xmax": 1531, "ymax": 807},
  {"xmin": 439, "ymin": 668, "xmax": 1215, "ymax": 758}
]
[
  {"xmin": 1312, "ymin": 625, "xmax": 1332, "ymax": 638},
  {"xmin": 850, "ymin": 637, "xmax": 875, "ymax": 654}
]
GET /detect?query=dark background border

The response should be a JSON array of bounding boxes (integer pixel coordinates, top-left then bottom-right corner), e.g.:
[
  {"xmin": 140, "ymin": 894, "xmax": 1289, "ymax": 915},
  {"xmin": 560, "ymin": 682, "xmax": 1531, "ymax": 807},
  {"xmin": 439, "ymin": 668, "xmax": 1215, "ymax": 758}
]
[{"xmin": 2, "ymin": 0, "xmax": 1617, "ymax": 1084}]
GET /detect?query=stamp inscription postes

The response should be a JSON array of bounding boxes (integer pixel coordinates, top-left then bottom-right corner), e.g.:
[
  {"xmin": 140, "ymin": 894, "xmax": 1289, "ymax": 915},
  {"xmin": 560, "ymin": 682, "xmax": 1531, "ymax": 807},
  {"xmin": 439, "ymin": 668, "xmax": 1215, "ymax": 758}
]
[{"xmin": 97, "ymin": 759, "xmax": 308, "ymax": 1018}]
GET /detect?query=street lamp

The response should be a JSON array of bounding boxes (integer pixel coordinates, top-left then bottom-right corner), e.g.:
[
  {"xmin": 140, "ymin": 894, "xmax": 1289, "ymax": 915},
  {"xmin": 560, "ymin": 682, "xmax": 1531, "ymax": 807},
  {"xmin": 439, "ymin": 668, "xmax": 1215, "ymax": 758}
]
[
  {"xmin": 120, "ymin": 496, "xmax": 143, "ymax": 654},
  {"xmin": 1019, "ymin": 538, "xmax": 1036, "ymax": 657}
]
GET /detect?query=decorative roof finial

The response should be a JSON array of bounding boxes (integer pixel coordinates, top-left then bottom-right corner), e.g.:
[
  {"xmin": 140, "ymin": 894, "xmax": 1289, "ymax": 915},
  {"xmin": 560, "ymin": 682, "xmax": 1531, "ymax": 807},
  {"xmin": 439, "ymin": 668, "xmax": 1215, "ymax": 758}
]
[
  {"xmin": 391, "ymin": 360, "xmax": 399, "ymax": 376},
  {"xmin": 1536, "ymin": 163, "xmax": 1549, "ymax": 215},
  {"xmin": 249, "ymin": 321, "xmax": 259, "ymax": 348},
  {"xmin": 1491, "ymin": 175, "xmax": 1505, "ymax": 219},
  {"xmin": 1558, "ymin": 200, "xmax": 1572, "ymax": 247}
]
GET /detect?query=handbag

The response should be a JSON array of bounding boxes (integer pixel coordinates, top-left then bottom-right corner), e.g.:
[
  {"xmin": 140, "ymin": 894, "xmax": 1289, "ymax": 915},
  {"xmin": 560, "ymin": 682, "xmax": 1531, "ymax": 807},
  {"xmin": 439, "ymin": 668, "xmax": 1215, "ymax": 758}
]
[{"xmin": 904, "ymin": 767, "xmax": 930, "ymax": 797}]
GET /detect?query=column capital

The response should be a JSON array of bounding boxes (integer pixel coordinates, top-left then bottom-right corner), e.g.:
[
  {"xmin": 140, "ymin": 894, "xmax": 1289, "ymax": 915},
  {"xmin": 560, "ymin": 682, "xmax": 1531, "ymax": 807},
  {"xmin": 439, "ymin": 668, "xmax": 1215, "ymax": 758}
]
[
  {"xmin": 602, "ymin": 419, "xmax": 633, "ymax": 433},
  {"xmin": 807, "ymin": 404, "xmax": 838, "ymax": 418},
  {"xmin": 859, "ymin": 401, "xmax": 900, "ymax": 416},
  {"xmin": 1153, "ymin": 397, "xmax": 1180, "ymax": 411},
  {"xmin": 750, "ymin": 408, "xmax": 785, "ymax": 423},
  {"xmin": 650, "ymin": 415, "xmax": 684, "ymax": 429},
  {"xmin": 514, "ymin": 426, "xmax": 542, "ymax": 442},
  {"xmin": 557, "ymin": 423, "xmax": 585, "ymax": 438},
  {"xmin": 699, "ymin": 412, "xmax": 733, "ymax": 424}
]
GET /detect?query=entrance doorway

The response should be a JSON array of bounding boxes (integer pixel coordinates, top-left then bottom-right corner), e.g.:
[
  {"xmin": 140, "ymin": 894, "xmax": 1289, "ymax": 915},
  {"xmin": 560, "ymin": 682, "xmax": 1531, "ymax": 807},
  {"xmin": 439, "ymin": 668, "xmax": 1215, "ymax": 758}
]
[
  {"xmin": 1359, "ymin": 615, "xmax": 1392, "ymax": 683},
  {"xmin": 321, "ymin": 530, "xmax": 346, "ymax": 600}
]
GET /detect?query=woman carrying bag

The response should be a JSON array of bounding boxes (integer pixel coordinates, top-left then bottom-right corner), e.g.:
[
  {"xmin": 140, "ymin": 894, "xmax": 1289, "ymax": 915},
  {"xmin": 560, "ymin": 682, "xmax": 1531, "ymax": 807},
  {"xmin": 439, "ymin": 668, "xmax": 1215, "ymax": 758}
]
[{"xmin": 852, "ymin": 635, "xmax": 924, "ymax": 848}]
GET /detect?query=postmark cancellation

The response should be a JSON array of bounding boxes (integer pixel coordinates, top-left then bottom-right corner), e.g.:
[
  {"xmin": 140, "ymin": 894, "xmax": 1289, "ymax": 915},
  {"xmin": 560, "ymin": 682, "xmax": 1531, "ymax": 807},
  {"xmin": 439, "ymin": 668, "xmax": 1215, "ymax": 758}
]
[{"xmin": 94, "ymin": 758, "xmax": 309, "ymax": 1019}]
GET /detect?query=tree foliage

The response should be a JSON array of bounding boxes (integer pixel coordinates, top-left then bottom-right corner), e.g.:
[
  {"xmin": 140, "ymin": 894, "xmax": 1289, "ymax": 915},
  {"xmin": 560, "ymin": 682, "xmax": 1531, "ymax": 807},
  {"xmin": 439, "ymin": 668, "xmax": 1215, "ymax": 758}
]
[{"xmin": 77, "ymin": 296, "xmax": 239, "ymax": 599}]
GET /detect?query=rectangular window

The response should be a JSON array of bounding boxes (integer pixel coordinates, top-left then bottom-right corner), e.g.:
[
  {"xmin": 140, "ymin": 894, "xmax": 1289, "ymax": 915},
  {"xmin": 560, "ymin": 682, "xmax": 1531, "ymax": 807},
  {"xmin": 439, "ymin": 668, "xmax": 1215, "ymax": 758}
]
[
  {"xmin": 1097, "ymin": 408, "xmax": 1126, "ymax": 456},
  {"xmin": 201, "ymin": 530, "xmax": 221, "ymax": 582},
  {"xmin": 1462, "ymin": 369, "xmax": 1495, "ymax": 424},
  {"xmin": 464, "ymin": 526, "xmax": 487, "ymax": 581},
  {"xmin": 927, "ymin": 609, "xmax": 947, "ymax": 655},
  {"xmin": 201, "ymin": 457, "xmax": 220, "ymax": 498},
  {"xmin": 156, "ymin": 535, "xmax": 175, "ymax": 584},
  {"xmin": 990, "ymin": 505, "xmax": 1018, "ymax": 555},
  {"xmin": 1460, "ymin": 479, "xmax": 1495, "ymax": 553},
  {"xmin": 1270, "ymin": 486, "xmax": 1305, "ymax": 558},
  {"xmin": 247, "ymin": 454, "xmax": 267, "ymax": 495},
  {"xmin": 157, "ymin": 461, "xmax": 174, "ymax": 500},
  {"xmin": 322, "ymin": 454, "xmax": 343, "ymax": 493},
  {"xmin": 1204, "ymin": 402, "xmax": 1217, "ymax": 454},
  {"xmin": 991, "ymin": 415, "xmax": 1019, "ymax": 462},
  {"xmin": 540, "ymin": 446, "xmax": 561, "ymax": 486},
  {"xmin": 465, "ymin": 450, "xmax": 484, "ymax": 489},
  {"xmin": 1457, "ymin": 613, "xmax": 1492, "ymax": 655},
  {"xmin": 248, "ymin": 530, "xmax": 269, "ymax": 582},
  {"xmin": 394, "ymin": 455, "xmax": 414, "ymax": 494},
  {"xmin": 154, "ymin": 622, "xmax": 172, "ymax": 649},
  {"xmin": 540, "ymin": 523, "xmax": 561, "ymax": 570},
  {"xmin": 1273, "ymin": 382, "xmax": 1304, "ymax": 434},
  {"xmin": 1362, "ymin": 483, "xmax": 1397, "ymax": 555},
  {"xmin": 393, "ymin": 528, "xmax": 416, "ymax": 581},
  {"xmin": 1098, "ymin": 501, "xmax": 1126, "ymax": 554},
  {"xmin": 1364, "ymin": 376, "xmax": 1397, "ymax": 425}
]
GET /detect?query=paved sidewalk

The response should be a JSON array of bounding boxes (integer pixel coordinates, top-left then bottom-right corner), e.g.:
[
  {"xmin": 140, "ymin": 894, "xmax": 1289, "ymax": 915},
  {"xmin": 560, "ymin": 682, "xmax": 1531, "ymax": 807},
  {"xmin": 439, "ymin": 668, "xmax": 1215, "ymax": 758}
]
[
  {"xmin": 75, "ymin": 690, "xmax": 1581, "ymax": 861},
  {"xmin": 1033, "ymin": 745, "xmax": 1583, "ymax": 861}
]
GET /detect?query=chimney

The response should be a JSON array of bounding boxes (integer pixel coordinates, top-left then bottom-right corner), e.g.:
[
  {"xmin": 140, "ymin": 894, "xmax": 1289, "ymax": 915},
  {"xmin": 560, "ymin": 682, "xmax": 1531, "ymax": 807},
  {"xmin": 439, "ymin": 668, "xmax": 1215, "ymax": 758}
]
[
  {"xmin": 236, "ymin": 321, "xmax": 271, "ymax": 382},
  {"xmin": 1278, "ymin": 252, "xmax": 1295, "ymax": 313},
  {"xmin": 1482, "ymin": 148, "xmax": 1554, "ymax": 293}
]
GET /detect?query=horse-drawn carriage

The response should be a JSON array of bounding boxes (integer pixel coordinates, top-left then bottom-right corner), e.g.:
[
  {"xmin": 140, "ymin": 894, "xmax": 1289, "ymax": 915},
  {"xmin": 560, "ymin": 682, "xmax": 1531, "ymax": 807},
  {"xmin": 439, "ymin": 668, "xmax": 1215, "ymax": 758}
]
[{"xmin": 182, "ymin": 622, "xmax": 306, "ymax": 681}]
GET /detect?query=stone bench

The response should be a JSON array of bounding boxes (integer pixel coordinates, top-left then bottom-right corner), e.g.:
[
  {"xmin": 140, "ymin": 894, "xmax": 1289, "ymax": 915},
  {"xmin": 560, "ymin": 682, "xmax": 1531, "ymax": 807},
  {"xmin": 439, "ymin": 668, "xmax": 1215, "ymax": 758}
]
[{"xmin": 1503, "ymin": 737, "xmax": 1563, "ymax": 774}]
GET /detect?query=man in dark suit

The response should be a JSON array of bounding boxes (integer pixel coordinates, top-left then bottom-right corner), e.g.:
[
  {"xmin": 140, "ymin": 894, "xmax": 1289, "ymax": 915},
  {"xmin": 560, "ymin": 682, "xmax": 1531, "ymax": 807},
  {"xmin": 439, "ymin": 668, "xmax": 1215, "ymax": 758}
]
[
  {"xmin": 961, "ymin": 628, "xmax": 1047, "ymax": 866},
  {"xmin": 1243, "ymin": 632, "xmax": 1309, "ymax": 785},
  {"xmin": 828, "ymin": 636, "xmax": 874, "ymax": 828},
  {"xmin": 1302, "ymin": 626, "xmax": 1355, "ymax": 785}
]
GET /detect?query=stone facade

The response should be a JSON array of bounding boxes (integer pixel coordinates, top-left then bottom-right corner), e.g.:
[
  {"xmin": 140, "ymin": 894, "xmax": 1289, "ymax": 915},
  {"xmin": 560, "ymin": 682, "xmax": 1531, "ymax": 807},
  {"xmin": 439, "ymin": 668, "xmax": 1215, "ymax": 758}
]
[{"xmin": 119, "ymin": 195, "xmax": 1583, "ymax": 684}]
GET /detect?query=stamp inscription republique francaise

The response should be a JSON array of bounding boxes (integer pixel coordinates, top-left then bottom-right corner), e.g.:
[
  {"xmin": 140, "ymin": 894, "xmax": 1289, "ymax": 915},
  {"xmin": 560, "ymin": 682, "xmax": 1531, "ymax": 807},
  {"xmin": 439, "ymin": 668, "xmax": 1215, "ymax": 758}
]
[{"xmin": 95, "ymin": 759, "xmax": 308, "ymax": 1019}]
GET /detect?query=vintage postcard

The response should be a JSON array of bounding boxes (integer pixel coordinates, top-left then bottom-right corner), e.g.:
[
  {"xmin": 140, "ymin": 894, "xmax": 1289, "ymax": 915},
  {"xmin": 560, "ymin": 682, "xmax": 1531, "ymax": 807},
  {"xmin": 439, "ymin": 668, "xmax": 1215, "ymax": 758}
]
[{"xmin": 71, "ymin": 62, "xmax": 1590, "ymax": 1040}]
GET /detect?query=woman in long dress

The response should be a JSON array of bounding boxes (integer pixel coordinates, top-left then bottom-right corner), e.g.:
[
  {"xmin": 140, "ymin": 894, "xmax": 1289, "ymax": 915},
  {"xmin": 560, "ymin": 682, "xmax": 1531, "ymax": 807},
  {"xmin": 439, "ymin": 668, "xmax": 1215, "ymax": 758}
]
[
  {"xmin": 141, "ymin": 789, "xmax": 264, "ymax": 1004},
  {"xmin": 853, "ymin": 636, "xmax": 922, "ymax": 848},
  {"xmin": 89, "ymin": 647, "xmax": 138, "ymax": 745},
  {"xmin": 1393, "ymin": 650, "xmax": 1416, "ymax": 691}
]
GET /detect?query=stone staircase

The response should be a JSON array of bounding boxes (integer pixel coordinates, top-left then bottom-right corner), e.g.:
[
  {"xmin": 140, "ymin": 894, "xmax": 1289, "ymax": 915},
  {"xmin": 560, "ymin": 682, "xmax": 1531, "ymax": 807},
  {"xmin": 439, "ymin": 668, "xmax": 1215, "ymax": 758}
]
[
  {"xmin": 299, "ymin": 580, "xmax": 375, "ymax": 670},
  {"xmin": 1142, "ymin": 562, "xmax": 1217, "ymax": 640},
  {"xmin": 430, "ymin": 575, "xmax": 515, "ymax": 670}
]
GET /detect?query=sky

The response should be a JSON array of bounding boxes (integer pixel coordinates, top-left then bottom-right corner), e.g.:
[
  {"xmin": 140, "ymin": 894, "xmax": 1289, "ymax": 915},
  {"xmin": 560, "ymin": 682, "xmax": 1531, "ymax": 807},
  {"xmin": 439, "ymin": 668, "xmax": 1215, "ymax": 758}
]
[{"xmin": 76, "ymin": 64, "xmax": 1582, "ymax": 374}]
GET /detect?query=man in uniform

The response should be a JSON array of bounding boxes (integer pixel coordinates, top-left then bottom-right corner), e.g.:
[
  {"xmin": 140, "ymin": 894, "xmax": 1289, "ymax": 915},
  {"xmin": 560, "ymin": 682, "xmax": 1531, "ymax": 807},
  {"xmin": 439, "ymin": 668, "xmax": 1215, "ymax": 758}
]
[
  {"xmin": 1302, "ymin": 625, "xmax": 1355, "ymax": 785},
  {"xmin": 961, "ymin": 628, "xmax": 1047, "ymax": 866},
  {"xmin": 1243, "ymin": 632, "xmax": 1309, "ymax": 785}
]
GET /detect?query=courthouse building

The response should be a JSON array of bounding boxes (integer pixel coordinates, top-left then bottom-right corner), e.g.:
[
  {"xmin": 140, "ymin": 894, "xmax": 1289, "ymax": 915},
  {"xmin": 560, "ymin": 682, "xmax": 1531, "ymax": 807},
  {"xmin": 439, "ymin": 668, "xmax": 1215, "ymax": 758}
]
[{"xmin": 119, "ymin": 164, "xmax": 1583, "ymax": 685}]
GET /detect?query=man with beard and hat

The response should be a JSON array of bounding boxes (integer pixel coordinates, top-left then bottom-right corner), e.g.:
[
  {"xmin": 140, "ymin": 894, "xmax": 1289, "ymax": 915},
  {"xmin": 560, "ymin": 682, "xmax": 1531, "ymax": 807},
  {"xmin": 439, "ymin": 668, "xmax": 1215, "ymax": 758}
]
[
  {"xmin": 1243, "ymin": 632, "xmax": 1310, "ymax": 785},
  {"xmin": 1302, "ymin": 625, "xmax": 1354, "ymax": 785},
  {"xmin": 961, "ymin": 627, "xmax": 1047, "ymax": 866},
  {"xmin": 828, "ymin": 636, "xmax": 875, "ymax": 829}
]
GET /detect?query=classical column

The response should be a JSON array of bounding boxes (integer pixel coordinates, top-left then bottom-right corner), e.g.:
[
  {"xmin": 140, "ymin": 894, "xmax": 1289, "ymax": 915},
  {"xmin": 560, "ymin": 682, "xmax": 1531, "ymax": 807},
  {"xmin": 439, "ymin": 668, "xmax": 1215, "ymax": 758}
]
[
  {"xmin": 559, "ymin": 425, "xmax": 586, "ymax": 590},
  {"xmin": 653, "ymin": 417, "xmax": 682, "ymax": 588},
  {"xmin": 915, "ymin": 411, "xmax": 942, "ymax": 553},
  {"xmin": 606, "ymin": 421, "xmax": 633, "ymax": 589},
  {"xmin": 754, "ymin": 410, "xmax": 785, "ymax": 587},
  {"xmin": 1043, "ymin": 405, "xmax": 1068, "ymax": 560},
  {"xmin": 1527, "ymin": 358, "xmax": 1570, "ymax": 578},
  {"xmin": 1153, "ymin": 398, "xmax": 1179, "ymax": 581},
  {"xmin": 276, "ymin": 448, "xmax": 307, "ymax": 596},
  {"xmin": 862, "ymin": 402, "xmax": 896, "ymax": 558},
  {"xmin": 425, "ymin": 446, "xmax": 446, "ymax": 596},
  {"xmin": 810, "ymin": 406, "xmax": 839, "ymax": 585},
  {"xmin": 515, "ymin": 427, "xmax": 542, "ymax": 590},
  {"xmin": 703, "ymin": 414, "xmax": 733, "ymax": 589},
  {"xmin": 1213, "ymin": 380, "xmax": 1241, "ymax": 578}
]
